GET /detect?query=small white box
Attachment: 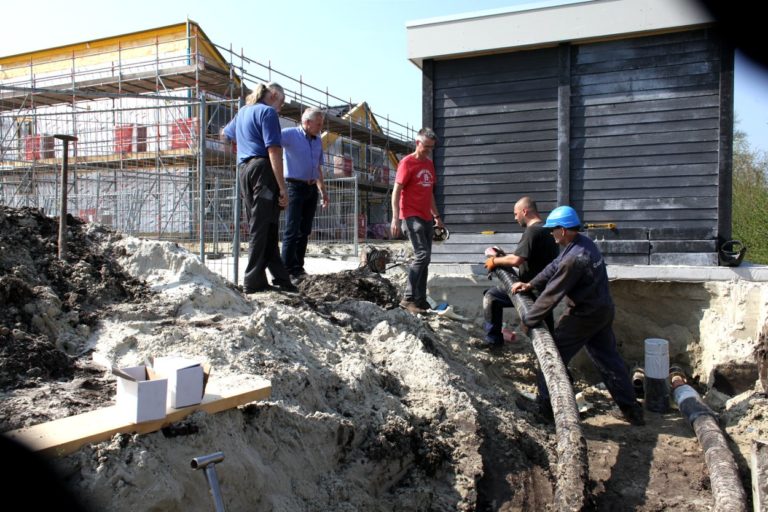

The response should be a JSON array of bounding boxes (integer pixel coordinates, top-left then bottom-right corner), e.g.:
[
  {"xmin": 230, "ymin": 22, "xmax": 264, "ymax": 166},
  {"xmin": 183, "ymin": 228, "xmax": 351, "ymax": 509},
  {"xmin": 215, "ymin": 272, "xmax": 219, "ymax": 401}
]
[
  {"xmin": 113, "ymin": 366, "xmax": 168, "ymax": 423},
  {"xmin": 151, "ymin": 356, "xmax": 207, "ymax": 409}
]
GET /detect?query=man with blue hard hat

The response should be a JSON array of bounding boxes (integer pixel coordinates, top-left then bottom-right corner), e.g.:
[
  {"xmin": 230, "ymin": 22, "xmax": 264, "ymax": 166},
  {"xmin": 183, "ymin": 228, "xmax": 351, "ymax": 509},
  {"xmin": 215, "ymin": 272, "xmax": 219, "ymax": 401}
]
[{"xmin": 510, "ymin": 205, "xmax": 644, "ymax": 425}]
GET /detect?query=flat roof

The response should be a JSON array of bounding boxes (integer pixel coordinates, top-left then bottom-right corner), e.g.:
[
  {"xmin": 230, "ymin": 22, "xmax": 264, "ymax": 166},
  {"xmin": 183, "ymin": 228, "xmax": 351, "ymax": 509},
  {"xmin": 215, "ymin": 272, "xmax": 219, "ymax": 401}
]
[{"xmin": 406, "ymin": 0, "xmax": 714, "ymax": 68}]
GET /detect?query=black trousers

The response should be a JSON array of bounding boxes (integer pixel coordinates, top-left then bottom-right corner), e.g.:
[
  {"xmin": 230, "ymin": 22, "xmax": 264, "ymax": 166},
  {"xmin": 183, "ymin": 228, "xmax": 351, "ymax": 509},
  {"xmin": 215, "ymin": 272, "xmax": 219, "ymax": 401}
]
[{"xmin": 240, "ymin": 157, "xmax": 291, "ymax": 292}]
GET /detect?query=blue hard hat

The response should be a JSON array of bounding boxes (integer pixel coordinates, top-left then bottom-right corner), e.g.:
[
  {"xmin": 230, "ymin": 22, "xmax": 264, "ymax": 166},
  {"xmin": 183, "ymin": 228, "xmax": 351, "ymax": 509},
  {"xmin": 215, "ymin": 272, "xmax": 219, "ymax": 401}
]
[{"xmin": 543, "ymin": 206, "xmax": 582, "ymax": 229}]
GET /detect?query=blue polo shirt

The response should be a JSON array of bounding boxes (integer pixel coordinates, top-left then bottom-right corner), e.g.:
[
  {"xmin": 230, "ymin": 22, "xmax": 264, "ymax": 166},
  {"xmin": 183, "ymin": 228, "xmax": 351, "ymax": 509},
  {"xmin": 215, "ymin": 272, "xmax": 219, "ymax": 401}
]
[
  {"xmin": 223, "ymin": 103, "xmax": 281, "ymax": 164},
  {"xmin": 281, "ymin": 126, "xmax": 324, "ymax": 181}
]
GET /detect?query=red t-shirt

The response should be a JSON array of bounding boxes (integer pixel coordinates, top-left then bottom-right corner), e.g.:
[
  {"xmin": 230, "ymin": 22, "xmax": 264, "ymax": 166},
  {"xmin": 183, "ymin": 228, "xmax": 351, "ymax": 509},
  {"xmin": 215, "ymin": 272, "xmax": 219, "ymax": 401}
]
[{"xmin": 395, "ymin": 154, "xmax": 435, "ymax": 221}]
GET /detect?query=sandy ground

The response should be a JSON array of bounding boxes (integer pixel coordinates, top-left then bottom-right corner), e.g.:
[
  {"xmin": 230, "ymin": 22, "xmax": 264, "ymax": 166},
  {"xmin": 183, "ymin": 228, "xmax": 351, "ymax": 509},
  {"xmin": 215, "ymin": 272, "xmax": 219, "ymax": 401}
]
[{"xmin": 1, "ymin": 204, "xmax": 767, "ymax": 511}]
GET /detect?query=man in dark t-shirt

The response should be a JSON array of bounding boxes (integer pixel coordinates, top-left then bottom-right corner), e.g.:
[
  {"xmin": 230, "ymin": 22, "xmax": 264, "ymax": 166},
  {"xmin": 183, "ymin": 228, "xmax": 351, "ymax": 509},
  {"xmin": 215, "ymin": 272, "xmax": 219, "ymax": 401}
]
[{"xmin": 480, "ymin": 197, "xmax": 559, "ymax": 347}]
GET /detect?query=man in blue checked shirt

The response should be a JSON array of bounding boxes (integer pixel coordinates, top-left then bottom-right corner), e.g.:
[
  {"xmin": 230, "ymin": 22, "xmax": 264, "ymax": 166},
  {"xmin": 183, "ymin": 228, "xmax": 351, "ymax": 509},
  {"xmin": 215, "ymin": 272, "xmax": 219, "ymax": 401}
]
[{"xmin": 280, "ymin": 107, "xmax": 330, "ymax": 280}]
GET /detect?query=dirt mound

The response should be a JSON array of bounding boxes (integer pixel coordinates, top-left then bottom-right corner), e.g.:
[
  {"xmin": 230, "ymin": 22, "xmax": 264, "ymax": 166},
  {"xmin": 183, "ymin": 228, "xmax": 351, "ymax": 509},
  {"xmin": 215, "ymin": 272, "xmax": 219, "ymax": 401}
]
[
  {"xmin": 0, "ymin": 206, "xmax": 150, "ymax": 429},
  {"xmin": 298, "ymin": 267, "xmax": 400, "ymax": 309}
]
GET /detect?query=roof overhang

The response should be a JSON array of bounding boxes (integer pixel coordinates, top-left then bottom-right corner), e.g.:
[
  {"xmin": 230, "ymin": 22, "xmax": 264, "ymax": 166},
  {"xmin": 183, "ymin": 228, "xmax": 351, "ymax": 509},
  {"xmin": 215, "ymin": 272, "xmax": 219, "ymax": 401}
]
[{"xmin": 406, "ymin": 0, "xmax": 714, "ymax": 68}]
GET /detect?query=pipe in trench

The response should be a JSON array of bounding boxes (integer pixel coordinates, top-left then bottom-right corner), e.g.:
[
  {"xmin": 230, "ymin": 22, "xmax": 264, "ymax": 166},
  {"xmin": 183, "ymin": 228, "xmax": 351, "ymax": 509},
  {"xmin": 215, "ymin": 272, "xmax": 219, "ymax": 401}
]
[
  {"xmin": 672, "ymin": 378, "xmax": 747, "ymax": 511},
  {"xmin": 491, "ymin": 267, "xmax": 588, "ymax": 511}
]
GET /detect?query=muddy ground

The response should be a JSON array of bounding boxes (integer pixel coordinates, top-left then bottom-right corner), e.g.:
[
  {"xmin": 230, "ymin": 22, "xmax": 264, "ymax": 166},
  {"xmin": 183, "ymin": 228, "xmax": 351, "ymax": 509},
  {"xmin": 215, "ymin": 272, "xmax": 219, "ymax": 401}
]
[{"xmin": 1, "ymin": 204, "xmax": 766, "ymax": 511}]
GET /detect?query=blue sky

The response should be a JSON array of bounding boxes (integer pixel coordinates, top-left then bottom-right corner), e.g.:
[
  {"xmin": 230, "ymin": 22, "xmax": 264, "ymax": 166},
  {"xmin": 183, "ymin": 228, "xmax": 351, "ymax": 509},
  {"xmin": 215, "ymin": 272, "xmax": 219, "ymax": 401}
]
[{"xmin": 2, "ymin": 0, "xmax": 766, "ymax": 152}]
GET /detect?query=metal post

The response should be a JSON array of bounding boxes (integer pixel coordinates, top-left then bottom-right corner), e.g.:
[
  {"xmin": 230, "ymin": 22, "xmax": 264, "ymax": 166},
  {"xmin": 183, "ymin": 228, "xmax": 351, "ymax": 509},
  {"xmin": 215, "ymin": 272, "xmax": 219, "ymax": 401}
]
[
  {"xmin": 191, "ymin": 452, "xmax": 226, "ymax": 512},
  {"xmin": 54, "ymin": 134, "xmax": 78, "ymax": 260},
  {"xmin": 199, "ymin": 95, "xmax": 207, "ymax": 262},
  {"xmin": 213, "ymin": 174, "xmax": 220, "ymax": 256},
  {"xmin": 353, "ymin": 174, "xmax": 359, "ymax": 257}
]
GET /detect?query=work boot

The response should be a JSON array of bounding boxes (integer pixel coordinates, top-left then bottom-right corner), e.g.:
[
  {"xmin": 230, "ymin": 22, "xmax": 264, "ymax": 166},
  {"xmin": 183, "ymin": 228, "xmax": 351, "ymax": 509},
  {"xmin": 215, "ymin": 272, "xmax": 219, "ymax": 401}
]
[
  {"xmin": 613, "ymin": 402, "xmax": 645, "ymax": 426},
  {"xmin": 399, "ymin": 300, "xmax": 427, "ymax": 315}
]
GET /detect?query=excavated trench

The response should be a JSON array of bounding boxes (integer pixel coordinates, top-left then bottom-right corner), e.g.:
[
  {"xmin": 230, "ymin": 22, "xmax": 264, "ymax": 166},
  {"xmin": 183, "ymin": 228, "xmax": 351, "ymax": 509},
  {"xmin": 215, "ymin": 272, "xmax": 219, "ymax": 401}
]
[{"xmin": 1, "ymin": 204, "xmax": 767, "ymax": 511}]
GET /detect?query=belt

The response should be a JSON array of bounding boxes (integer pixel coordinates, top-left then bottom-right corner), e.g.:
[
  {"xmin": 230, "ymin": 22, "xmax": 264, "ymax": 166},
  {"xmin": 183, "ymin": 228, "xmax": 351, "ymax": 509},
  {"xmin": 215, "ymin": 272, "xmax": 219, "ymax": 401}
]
[{"xmin": 286, "ymin": 178, "xmax": 317, "ymax": 186}]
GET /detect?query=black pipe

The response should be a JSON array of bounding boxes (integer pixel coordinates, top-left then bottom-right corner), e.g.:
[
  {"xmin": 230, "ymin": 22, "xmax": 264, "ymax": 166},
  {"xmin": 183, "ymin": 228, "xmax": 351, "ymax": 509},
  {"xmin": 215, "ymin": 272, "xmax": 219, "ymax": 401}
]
[
  {"xmin": 491, "ymin": 266, "xmax": 588, "ymax": 511},
  {"xmin": 672, "ymin": 382, "xmax": 747, "ymax": 511}
]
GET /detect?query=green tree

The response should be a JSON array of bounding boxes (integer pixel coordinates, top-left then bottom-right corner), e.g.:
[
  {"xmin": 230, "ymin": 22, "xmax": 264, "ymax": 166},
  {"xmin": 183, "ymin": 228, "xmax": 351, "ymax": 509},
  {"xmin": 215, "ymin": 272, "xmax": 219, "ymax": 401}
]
[{"xmin": 732, "ymin": 129, "xmax": 768, "ymax": 264}]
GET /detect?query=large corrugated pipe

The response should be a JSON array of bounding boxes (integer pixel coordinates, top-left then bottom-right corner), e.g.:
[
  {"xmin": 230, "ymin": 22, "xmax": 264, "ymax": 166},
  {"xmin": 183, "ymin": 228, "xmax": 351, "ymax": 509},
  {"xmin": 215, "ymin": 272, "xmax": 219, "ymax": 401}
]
[
  {"xmin": 492, "ymin": 267, "xmax": 588, "ymax": 511},
  {"xmin": 671, "ymin": 375, "xmax": 747, "ymax": 511}
]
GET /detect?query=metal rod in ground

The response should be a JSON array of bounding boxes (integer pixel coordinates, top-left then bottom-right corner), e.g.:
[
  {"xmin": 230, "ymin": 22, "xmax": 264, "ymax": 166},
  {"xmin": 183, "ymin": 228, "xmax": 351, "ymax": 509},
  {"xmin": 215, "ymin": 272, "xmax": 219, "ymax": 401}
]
[
  {"xmin": 53, "ymin": 134, "xmax": 78, "ymax": 261},
  {"xmin": 491, "ymin": 266, "xmax": 588, "ymax": 511},
  {"xmin": 191, "ymin": 451, "xmax": 226, "ymax": 512},
  {"xmin": 672, "ymin": 382, "xmax": 747, "ymax": 511}
]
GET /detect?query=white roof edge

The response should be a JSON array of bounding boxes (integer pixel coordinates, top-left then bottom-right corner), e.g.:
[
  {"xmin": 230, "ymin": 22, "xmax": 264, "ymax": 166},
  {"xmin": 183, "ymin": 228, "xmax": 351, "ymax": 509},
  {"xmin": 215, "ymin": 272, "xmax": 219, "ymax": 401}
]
[
  {"xmin": 406, "ymin": 0, "xmax": 714, "ymax": 68},
  {"xmin": 406, "ymin": 0, "xmax": 594, "ymax": 28}
]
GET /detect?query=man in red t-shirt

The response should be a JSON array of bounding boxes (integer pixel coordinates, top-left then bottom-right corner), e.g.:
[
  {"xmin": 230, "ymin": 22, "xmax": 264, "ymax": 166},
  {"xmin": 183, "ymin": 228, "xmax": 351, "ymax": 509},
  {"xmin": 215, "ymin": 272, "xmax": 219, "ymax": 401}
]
[{"xmin": 391, "ymin": 128, "xmax": 445, "ymax": 314}]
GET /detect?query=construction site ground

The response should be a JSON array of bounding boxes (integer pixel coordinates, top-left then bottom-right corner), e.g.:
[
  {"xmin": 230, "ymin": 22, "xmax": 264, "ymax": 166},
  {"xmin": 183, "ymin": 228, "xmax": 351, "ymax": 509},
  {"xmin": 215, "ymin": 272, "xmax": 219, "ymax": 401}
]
[{"xmin": 1, "ymin": 204, "xmax": 766, "ymax": 511}]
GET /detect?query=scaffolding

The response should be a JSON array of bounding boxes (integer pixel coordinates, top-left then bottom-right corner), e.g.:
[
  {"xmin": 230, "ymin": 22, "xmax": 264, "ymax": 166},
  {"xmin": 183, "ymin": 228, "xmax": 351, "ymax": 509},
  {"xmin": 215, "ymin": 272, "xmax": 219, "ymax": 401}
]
[{"xmin": 0, "ymin": 21, "xmax": 415, "ymax": 284}]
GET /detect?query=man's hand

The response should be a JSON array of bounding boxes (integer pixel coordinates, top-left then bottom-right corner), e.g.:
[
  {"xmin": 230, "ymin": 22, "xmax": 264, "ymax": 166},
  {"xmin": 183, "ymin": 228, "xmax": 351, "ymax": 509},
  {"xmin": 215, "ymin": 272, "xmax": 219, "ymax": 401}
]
[
  {"xmin": 484, "ymin": 257, "xmax": 498, "ymax": 272},
  {"xmin": 320, "ymin": 190, "xmax": 330, "ymax": 208},
  {"xmin": 278, "ymin": 187, "xmax": 288, "ymax": 208},
  {"xmin": 510, "ymin": 281, "xmax": 532, "ymax": 294},
  {"xmin": 390, "ymin": 218, "xmax": 401, "ymax": 238}
]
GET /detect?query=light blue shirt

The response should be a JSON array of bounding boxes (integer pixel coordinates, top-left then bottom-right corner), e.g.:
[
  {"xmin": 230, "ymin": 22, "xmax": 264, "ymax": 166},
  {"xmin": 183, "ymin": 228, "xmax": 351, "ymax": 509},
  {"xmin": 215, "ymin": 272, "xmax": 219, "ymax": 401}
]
[
  {"xmin": 281, "ymin": 126, "xmax": 324, "ymax": 181},
  {"xmin": 223, "ymin": 103, "xmax": 281, "ymax": 164}
]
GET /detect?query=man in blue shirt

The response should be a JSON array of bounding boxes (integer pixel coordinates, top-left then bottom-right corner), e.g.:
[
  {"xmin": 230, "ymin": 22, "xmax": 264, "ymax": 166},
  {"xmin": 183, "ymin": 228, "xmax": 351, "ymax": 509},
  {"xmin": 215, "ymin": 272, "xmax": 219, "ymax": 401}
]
[
  {"xmin": 280, "ymin": 107, "xmax": 329, "ymax": 279},
  {"xmin": 222, "ymin": 82, "xmax": 297, "ymax": 293}
]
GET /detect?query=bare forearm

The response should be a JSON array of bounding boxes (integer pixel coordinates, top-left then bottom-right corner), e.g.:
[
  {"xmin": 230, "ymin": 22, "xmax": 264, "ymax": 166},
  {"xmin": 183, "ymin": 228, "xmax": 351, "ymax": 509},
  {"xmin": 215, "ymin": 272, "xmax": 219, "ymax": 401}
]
[{"xmin": 267, "ymin": 146, "xmax": 285, "ymax": 189}]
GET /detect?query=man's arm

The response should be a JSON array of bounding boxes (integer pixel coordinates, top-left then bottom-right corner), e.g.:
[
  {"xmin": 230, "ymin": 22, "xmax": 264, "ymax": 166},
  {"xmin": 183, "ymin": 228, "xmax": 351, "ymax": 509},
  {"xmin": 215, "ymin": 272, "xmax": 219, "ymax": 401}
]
[
  {"xmin": 430, "ymin": 194, "xmax": 444, "ymax": 229},
  {"xmin": 391, "ymin": 182, "xmax": 403, "ymax": 238},
  {"xmin": 316, "ymin": 148, "xmax": 329, "ymax": 207},
  {"xmin": 267, "ymin": 146, "xmax": 287, "ymax": 208},
  {"xmin": 221, "ymin": 118, "xmax": 236, "ymax": 142},
  {"xmin": 521, "ymin": 258, "xmax": 581, "ymax": 326}
]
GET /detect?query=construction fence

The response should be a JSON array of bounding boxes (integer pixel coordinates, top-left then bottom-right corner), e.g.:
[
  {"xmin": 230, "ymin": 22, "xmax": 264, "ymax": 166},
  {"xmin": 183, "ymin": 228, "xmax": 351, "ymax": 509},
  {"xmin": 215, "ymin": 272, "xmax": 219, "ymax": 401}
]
[{"xmin": 0, "ymin": 90, "xmax": 375, "ymax": 285}]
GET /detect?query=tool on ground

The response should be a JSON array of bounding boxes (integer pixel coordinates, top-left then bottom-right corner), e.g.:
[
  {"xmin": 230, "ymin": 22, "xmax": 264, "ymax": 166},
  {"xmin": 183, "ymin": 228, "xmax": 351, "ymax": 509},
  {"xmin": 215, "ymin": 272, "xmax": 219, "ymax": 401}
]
[
  {"xmin": 584, "ymin": 223, "xmax": 617, "ymax": 230},
  {"xmin": 359, "ymin": 245, "xmax": 413, "ymax": 273},
  {"xmin": 53, "ymin": 134, "xmax": 78, "ymax": 261},
  {"xmin": 719, "ymin": 239, "xmax": 747, "ymax": 267},
  {"xmin": 192, "ymin": 451, "xmax": 226, "ymax": 512}
]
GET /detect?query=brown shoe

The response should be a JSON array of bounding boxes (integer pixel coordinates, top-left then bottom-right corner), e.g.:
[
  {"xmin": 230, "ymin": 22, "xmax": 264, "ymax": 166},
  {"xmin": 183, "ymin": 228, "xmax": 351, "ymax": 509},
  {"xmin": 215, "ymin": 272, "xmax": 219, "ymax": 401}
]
[{"xmin": 400, "ymin": 300, "xmax": 427, "ymax": 315}]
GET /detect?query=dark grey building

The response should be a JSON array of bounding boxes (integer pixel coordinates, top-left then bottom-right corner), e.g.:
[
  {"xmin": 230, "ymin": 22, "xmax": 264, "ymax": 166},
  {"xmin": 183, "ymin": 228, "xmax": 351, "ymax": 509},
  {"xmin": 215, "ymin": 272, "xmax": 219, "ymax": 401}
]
[{"xmin": 407, "ymin": 0, "xmax": 732, "ymax": 266}]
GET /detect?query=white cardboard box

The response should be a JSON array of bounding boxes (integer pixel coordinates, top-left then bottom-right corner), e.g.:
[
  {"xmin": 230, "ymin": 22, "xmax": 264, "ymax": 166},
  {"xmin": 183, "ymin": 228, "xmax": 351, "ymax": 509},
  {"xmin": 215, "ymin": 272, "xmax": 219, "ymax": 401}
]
[
  {"xmin": 113, "ymin": 365, "xmax": 168, "ymax": 423},
  {"xmin": 151, "ymin": 356, "xmax": 207, "ymax": 409}
]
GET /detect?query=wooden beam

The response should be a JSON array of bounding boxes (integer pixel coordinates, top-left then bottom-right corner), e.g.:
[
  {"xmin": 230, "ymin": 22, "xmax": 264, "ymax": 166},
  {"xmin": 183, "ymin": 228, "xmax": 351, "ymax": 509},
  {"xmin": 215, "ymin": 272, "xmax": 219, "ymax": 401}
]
[
  {"xmin": 557, "ymin": 43, "xmax": 571, "ymax": 207},
  {"xmin": 6, "ymin": 376, "xmax": 271, "ymax": 458},
  {"xmin": 717, "ymin": 35, "xmax": 735, "ymax": 242},
  {"xmin": 422, "ymin": 59, "xmax": 434, "ymax": 131}
]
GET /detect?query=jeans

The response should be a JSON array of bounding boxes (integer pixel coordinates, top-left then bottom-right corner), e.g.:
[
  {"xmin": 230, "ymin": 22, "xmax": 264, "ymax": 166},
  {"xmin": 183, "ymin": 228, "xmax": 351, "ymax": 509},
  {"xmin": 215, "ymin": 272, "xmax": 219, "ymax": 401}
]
[
  {"xmin": 402, "ymin": 216, "xmax": 433, "ymax": 305},
  {"xmin": 240, "ymin": 158, "xmax": 291, "ymax": 292},
  {"xmin": 281, "ymin": 180, "xmax": 318, "ymax": 275},
  {"xmin": 537, "ymin": 306, "xmax": 637, "ymax": 409}
]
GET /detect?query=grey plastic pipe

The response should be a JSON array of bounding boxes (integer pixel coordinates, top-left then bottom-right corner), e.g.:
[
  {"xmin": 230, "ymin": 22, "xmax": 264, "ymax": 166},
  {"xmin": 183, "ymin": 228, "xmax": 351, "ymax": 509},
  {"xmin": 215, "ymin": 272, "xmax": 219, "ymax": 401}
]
[
  {"xmin": 492, "ymin": 267, "xmax": 588, "ymax": 511},
  {"xmin": 672, "ymin": 381, "xmax": 747, "ymax": 511}
]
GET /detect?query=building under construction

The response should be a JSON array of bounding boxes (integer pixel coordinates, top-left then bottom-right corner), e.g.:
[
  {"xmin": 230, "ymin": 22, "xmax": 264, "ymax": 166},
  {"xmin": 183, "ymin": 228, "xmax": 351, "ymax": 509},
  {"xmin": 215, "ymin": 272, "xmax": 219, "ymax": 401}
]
[{"xmin": 0, "ymin": 21, "xmax": 414, "ymax": 277}]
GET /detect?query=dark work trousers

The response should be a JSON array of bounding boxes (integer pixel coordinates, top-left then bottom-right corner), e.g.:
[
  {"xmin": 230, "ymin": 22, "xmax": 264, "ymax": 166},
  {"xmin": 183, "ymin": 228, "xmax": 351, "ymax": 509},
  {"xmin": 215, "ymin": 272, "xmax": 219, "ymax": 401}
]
[
  {"xmin": 483, "ymin": 286, "xmax": 555, "ymax": 344},
  {"xmin": 537, "ymin": 306, "xmax": 637, "ymax": 408},
  {"xmin": 281, "ymin": 180, "xmax": 319, "ymax": 276},
  {"xmin": 240, "ymin": 157, "xmax": 291, "ymax": 292},
  {"xmin": 402, "ymin": 216, "xmax": 433, "ymax": 305}
]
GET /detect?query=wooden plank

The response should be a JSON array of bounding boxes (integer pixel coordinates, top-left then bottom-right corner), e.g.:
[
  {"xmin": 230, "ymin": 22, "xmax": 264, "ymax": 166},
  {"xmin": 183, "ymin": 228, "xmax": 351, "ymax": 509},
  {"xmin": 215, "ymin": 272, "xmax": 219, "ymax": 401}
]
[
  {"xmin": 438, "ymin": 139, "xmax": 556, "ymax": 157},
  {"xmin": 651, "ymin": 240, "xmax": 718, "ymax": 253},
  {"xmin": 442, "ymin": 119, "xmax": 557, "ymax": 137},
  {"xmin": 422, "ymin": 59, "xmax": 434, "ymax": 131},
  {"xmin": 432, "ymin": 253, "xmax": 491, "ymax": 264},
  {"xmin": 573, "ymin": 73, "xmax": 719, "ymax": 97},
  {"xmin": 435, "ymin": 108, "xmax": 556, "ymax": 127},
  {"xmin": 573, "ymin": 49, "xmax": 718, "ymax": 75},
  {"xmin": 435, "ymin": 65, "xmax": 558, "ymax": 90},
  {"xmin": 572, "ymin": 106, "xmax": 719, "ymax": 129},
  {"xmin": 594, "ymin": 240, "xmax": 650, "ymax": 254},
  {"xmin": 444, "ymin": 129, "xmax": 555, "ymax": 146},
  {"xmin": 443, "ymin": 161, "xmax": 557, "ymax": 175},
  {"xmin": 572, "ymin": 186, "xmax": 717, "ymax": 201},
  {"xmin": 444, "ymin": 198, "xmax": 558, "ymax": 216},
  {"xmin": 450, "ymin": 223, "xmax": 521, "ymax": 233},
  {"xmin": 438, "ymin": 180, "xmax": 555, "ymax": 196},
  {"xmin": 573, "ymin": 141, "xmax": 718, "ymax": 159},
  {"xmin": 604, "ymin": 254, "xmax": 650, "ymax": 265},
  {"xmin": 573, "ymin": 94, "xmax": 720, "ymax": 118},
  {"xmin": 573, "ymin": 163, "xmax": 716, "ymax": 180},
  {"xmin": 434, "ymin": 47, "xmax": 558, "ymax": 78},
  {"xmin": 573, "ymin": 61, "xmax": 718, "ymax": 88},
  {"xmin": 572, "ymin": 175, "xmax": 718, "ymax": 190},
  {"xmin": 6, "ymin": 376, "xmax": 272, "ymax": 457},
  {"xmin": 436, "ymin": 102, "xmax": 557, "ymax": 120},
  {"xmin": 558, "ymin": 43, "xmax": 571, "ymax": 206},
  {"xmin": 437, "ymin": 233, "xmax": 522, "ymax": 245},
  {"xmin": 718, "ymin": 39, "xmax": 734, "ymax": 241},
  {"xmin": 572, "ymin": 87, "xmax": 717, "ymax": 108},
  {"xmin": 574, "ymin": 152, "xmax": 718, "ymax": 169},
  {"xmin": 433, "ymin": 244, "xmax": 509, "ymax": 255},
  {"xmin": 575, "ymin": 30, "xmax": 712, "ymax": 61},
  {"xmin": 571, "ymin": 129, "xmax": 719, "ymax": 149},
  {"xmin": 581, "ymin": 209, "xmax": 718, "ymax": 222},
  {"xmin": 442, "ymin": 150, "xmax": 557, "ymax": 166},
  {"xmin": 648, "ymin": 227, "xmax": 717, "ymax": 240},
  {"xmin": 436, "ymin": 76, "xmax": 558, "ymax": 100},
  {"xmin": 585, "ymin": 228, "xmax": 648, "ymax": 240},
  {"xmin": 649, "ymin": 253, "xmax": 718, "ymax": 266}
]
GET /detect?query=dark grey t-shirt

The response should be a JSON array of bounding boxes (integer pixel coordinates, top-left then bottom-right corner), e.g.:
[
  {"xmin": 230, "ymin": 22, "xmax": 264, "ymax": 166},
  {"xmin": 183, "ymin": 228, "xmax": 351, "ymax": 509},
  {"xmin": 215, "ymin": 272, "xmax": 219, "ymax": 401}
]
[{"xmin": 514, "ymin": 223, "xmax": 560, "ymax": 282}]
